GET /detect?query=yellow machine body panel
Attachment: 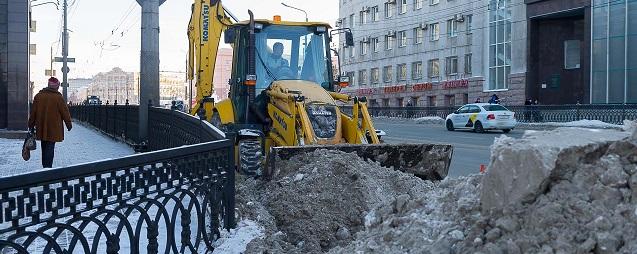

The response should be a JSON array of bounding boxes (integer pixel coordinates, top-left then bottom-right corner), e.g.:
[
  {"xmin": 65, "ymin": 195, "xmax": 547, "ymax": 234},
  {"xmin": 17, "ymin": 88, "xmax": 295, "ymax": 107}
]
[{"xmin": 214, "ymin": 99, "xmax": 235, "ymax": 124}]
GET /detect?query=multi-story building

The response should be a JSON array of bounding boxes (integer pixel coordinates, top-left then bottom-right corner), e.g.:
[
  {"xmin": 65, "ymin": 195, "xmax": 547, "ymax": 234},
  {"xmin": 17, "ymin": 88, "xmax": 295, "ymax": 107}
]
[
  {"xmin": 158, "ymin": 71, "xmax": 187, "ymax": 108},
  {"xmin": 87, "ymin": 67, "xmax": 137, "ymax": 104},
  {"xmin": 212, "ymin": 48, "xmax": 233, "ymax": 101},
  {"xmin": 1, "ymin": 0, "xmax": 30, "ymax": 130},
  {"xmin": 68, "ymin": 78, "xmax": 93, "ymax": 104},
  {"xmin": 338, "ymin": 0, "xmax": 528, "ymax": 106}
]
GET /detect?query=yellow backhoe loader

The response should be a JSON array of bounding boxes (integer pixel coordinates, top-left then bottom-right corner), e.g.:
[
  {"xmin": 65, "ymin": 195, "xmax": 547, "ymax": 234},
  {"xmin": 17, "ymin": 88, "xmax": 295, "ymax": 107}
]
[{"xmin": 187, "ymin": 0, "xmax": 453, "ymax": 180}]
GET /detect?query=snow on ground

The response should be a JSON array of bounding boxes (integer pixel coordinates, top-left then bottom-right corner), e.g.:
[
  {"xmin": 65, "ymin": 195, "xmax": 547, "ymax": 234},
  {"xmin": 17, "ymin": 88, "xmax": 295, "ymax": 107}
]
[
  {"xmin": 212, "ymin": 220, "xmax": 264, "ymax": 254},
  {"xmin": 0, "ymin": 123, "xmax": 134, "ymax": 177},
  {"xmin": 414, "ymin": 116, "xmax": 446, "ymax": 125},
  {"xmin": 520, "ymin": 119, "xmax": 622, "ymax": 129}
]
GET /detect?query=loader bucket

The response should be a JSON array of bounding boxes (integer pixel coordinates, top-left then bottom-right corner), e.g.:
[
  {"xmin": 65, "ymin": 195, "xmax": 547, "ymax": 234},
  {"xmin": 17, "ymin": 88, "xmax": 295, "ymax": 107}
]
[{"xmin": 266, "ymin": 144, "xmax": 453, "ymax": 181}]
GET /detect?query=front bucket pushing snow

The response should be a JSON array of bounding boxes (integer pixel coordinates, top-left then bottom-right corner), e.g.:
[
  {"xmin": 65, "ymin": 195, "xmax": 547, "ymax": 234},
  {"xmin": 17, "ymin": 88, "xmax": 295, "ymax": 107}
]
[{"xmin": 266, "ymin": 144, "xmax": 453, "ymax": 181}]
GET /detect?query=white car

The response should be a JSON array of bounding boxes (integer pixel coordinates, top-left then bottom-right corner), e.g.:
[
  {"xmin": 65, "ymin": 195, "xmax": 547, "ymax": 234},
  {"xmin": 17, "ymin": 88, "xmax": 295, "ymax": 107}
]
[{"xmin": 445, "ymin": 103, "xmax": 517, "ymax": 133}]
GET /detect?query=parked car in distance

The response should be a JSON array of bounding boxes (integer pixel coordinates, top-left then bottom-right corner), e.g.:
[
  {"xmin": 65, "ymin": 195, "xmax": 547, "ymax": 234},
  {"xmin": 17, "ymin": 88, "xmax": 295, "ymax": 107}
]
[{"xmin": 445, "ymin": 103, "xmax": 517, "ymax": 133}]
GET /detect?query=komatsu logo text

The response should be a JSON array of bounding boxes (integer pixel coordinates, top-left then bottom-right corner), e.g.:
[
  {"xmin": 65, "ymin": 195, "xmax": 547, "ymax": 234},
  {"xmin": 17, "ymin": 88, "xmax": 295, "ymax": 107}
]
[{"xmin": 202, "ymin": 4, "xmax": 210, "ymax": 42}]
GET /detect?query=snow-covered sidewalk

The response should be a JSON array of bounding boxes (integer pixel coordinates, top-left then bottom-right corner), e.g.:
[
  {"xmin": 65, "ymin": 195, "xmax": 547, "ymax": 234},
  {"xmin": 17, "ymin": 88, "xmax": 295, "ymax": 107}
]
[{"xmin": 0, "ymin": 123, "xmax": 135, "ymax": 177}]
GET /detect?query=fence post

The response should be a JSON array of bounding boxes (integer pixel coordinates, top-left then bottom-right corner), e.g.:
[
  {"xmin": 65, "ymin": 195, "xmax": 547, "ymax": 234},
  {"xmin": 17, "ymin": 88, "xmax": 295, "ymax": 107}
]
[
  {"xmin": 622, "ymin": 103, "xmax": 626, "ymax": 123},
  {"xmin": 224, "ymin": 135, "xmax": 236, "ymax": 229},
  {"xmin": 125, "ymin": 99, "xmax": 129, "ymax": 142},
  {"xmin": 576, "ymin": 103, "xmax": 581, "ymax": 121}
]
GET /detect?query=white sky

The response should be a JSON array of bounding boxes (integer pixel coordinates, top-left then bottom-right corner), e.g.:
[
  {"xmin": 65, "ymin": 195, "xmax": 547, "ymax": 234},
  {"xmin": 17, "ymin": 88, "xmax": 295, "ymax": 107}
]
[{"xmin": 29, "ymin": 0, "xmax": 339, "ymax": 87}]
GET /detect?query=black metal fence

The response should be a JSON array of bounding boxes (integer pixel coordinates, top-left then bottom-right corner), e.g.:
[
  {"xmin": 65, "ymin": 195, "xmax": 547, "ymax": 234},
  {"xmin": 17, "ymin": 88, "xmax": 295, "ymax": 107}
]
[
  {"xmin": 69, "ymin": 104, "xmax": 225, "ymax": 151},
  {"xmin": 343, "ymin": 104, "xmax": 637, "ymax": 125},
  {"xmin": 1, "ymin": 105, "xmax": 236, "ymax": 253}
]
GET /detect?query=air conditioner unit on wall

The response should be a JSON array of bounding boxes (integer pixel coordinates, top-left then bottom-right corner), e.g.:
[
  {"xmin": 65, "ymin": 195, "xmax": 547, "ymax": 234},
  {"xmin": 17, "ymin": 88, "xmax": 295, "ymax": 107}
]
[
  {"xmin": 419, "ymin": 23, "xmax": 428, "ymax": 30},
  {"xmin": 387, "ymin": 30, "xmax": 396, "ymax": 37},
  {"xmin": 455, "ymin": 14, "xmax": 465, "ymax": 22},
  {"xmin": 387, "ymin": 0, "xmax": 396, "ymax": 4}
]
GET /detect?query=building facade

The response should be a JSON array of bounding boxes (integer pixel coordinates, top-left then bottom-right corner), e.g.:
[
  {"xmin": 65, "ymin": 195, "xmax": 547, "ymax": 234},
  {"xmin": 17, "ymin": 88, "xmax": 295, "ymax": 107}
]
[
  {"xmin": 212, "ymin": 48, "xmax": 233, "ymax": 101},
  {"xmin": 87, "ymin": 67, "xmax": 137, "ymax": 104},
  {"xmin": 338, "ymin": 0, "xmax": 527, "ymax": 107},
  {"xmin": 0, "ymin": 0, "xmax": 30, "ymax": 130}
]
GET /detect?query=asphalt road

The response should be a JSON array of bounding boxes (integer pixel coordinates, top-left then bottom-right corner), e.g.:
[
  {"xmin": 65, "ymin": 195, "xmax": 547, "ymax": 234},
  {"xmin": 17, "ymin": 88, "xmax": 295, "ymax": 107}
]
[{"xmin": 373, "ymin": 118, "xmax": 525, "ymax": 178}]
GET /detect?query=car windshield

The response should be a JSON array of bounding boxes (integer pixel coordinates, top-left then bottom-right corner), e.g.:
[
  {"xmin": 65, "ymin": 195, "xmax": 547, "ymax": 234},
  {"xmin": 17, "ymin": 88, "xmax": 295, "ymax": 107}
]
[
  {"xmin": 255, "ymin": 25, "xmax": 330, "ymax": 92},
  {"xmin": 482, "ymin": 105, "xmax": 509, "ymax": 111}
]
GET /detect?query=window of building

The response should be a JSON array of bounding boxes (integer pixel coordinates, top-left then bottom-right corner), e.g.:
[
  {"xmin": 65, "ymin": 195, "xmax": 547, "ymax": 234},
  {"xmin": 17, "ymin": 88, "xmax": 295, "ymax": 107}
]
[
  {"xmin": 341, "ymin": 17, "xmax": 347, "ymax": 28},
  {"xmin": 400, "ymin": 0, "xmax": 407, "ymax": 14},
  {"xmin": 428, "ymin": 96, "xmax": 436, "ymax": 106},
  {"xmin": 412, "ymin": 61, "xmax": 423, "ymax": 80},
  {"xmin": 430, "ymin": 0, "xmax": 439, "ymax": 5},
  {"xmin": 488, "ymin": 0, "xmax": 512, "ymax": 90},
  {"xmin": 414, "ymin": 28, "xmax": 424, "ymax": 44},
  {"xmin": 347, "ymin": 71, "xmax": 356, "ymax": 86},
  {"xmin": 349, "ymin": 14, "xmax": 355, "ymax": 28},
  {"xmin": 385, "ymin": 35, "xmax": 394, "ymax": 50},
  {"xmin": 372, "ymin": 6, "xmax": 380, "ymax": 21},
  {"xmin": 372, "ymin": 37, "xmax": 380, "ymax": 52},
  {"xmin": 428, "ymin": 59, "xmax": 440, "ymax": 78},
  {"xmin": 359, "ymin": 70, "xmax": 368, "ymax": 86},
  {"xmin": 447, "ymin": 19, "xmax": 458, "ymax": 38},
  {"xmin": 383, "ymin": 65, "xmax": 393, "ymax": 83},
  {"xmin": 349, "ymin": 44, "xmax": 355, "ymax": 58},
  {"xmin": 445, "ymin": 94, "xmax": 456, "ymax": 106},
  {"xmin": 564, "ymin": 40, "xmax": 581, "ymax": 69},
  {"xmin": 385, "ymin": 2, "xmax": 393, "ymax": 18},
  {"xmin": 371, "ymin": 68, "xmax": 380, "ymax": 84},
  {"xmin": 446, "ymin": 56, "xmax": 458, "ymax": 76},
  {"xmin": 397, "ymin": 64, "xmax": 407, "ymax": 81},
  {"xmin": 399, "ymin": 30, "xmax": 407, "ymax": 47},
  {"xmin": 430, "ymin": 23, "xmax": 440, "ymax": 41},
  {"xmin": 361, "ymin": 10, "xmax": 369, "ymax": 25},
  {"xmin": 465, "ymin": 53, "xmax": 472, "ymax": 74},
  {"xmin": 415, "ymin": 0, "xmax": 423, "ymax": 10},
  {"xmin": 360, "ymin": 41, "xmax": 368, "ymax": 55},
  {"xmin": 466, "ymin": 14, "xmax": 473, "ymax": 34}
]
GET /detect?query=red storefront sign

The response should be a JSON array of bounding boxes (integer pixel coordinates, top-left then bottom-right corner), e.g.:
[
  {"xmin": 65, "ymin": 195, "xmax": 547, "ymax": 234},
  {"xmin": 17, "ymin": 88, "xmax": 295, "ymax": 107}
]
[
  {"xmin": 383, "ymin": 85, "xmax": 406, "ymax": 94},
  {"xmin": 412, "ymin": 83, "xmax": 433, "ymax": 91},
  {"xmin": 442, "ymin": 79, "xmax": 469, "ymax": 89}
]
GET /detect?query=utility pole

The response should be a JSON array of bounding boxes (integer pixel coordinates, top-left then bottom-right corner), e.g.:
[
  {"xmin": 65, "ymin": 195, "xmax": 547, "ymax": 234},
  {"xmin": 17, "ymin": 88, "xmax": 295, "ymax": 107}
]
[
  {"xmin": 136, "ymin": 0, "xmax": 165, "ymax": 142},
  {"xmin": 61, "ymin": 0, "xmax": 69, "ymax": 101}
]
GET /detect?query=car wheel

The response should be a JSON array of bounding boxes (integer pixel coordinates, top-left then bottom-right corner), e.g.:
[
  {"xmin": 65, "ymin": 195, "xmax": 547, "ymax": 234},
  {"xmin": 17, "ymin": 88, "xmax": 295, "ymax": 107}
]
[
  {"xmin": 446, "ymin": 120, "xmax": 454, "ymax": 131},
  {"xmin": 474, "ymin": 121, "xmax": 484, "ymax": 133},
  {"xmin": 503, "ymin": 129, "xmax": 511, "ymax": 133}
]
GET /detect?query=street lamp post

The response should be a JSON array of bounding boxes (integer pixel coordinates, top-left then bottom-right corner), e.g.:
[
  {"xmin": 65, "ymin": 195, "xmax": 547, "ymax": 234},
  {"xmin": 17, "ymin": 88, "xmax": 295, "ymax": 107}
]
[{"xmin": 280, "ymin": 2, "xmax": 308, "ymax": 22}]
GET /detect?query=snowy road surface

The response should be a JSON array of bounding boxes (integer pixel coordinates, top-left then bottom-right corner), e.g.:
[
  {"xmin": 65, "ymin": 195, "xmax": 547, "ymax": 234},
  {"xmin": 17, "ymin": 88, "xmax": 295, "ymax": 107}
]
[{"xmin": 0, "ymin": 123, "xmax": 135, "ymax": 177}]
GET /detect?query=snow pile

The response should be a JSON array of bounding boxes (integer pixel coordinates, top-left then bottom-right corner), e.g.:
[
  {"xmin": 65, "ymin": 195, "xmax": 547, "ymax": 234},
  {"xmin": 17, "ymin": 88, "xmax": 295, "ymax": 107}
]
[
  {"xmin": 212, "ymin": 220, "xmax": 264, "ymax": 254},
  {"xmin": 230, "ymin": 124, "xmax": 637, "ymax": 253},
  {"xmin": 0, "ymin": 123, "xmax": 134, "ymax": 176},
  {"xmin": 414, "ymin": 116, "xmax": 446, "ymax": 125},
  {"xmin": 236, "ymin": 150, "xmax": 434, "ymax": 253},
  {"xmin": 522, "ymin": 119, "xmax": 623, "ymax": 129}
]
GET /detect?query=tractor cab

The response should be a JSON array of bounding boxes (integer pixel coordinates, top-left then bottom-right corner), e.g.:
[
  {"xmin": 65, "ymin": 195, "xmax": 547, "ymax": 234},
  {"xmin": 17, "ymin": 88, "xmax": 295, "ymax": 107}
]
[{"xmin": 224, "ymin": 19, "xmax": 349, "ymax": 124}]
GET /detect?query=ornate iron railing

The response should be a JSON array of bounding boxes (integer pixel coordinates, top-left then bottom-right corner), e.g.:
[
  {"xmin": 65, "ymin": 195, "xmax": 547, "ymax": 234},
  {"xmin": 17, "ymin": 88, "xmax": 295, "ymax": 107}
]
[
  {"xmin": 0, "ymin": 140, "xmax": 235, "ymax": 253},
  {"xmin": 69, "ymin": 104, "xmax": 225, "ymax": 151},
  {"xmin": 343, "ymin": 104, "xmax": 637, "ymax": 124}
]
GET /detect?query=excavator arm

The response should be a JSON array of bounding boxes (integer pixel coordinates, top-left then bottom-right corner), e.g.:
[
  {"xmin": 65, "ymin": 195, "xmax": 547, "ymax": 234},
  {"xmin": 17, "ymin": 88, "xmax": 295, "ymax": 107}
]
[{"xmin": 188, "ymin": 0, "xmax": 233, "ymax": 116}]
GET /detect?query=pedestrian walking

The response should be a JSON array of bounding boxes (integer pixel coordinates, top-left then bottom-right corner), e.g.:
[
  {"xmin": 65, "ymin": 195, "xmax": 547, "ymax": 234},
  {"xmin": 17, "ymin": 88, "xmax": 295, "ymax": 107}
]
[
  {"xmin": 488, "ymin": 94, "xmax": 500, "ymax": 104},
  {"xmin": 475, "ymin": 97, "xmax": 481, "ymax": 103},
  {"xmin": 28, "ymin": 77, "xmax": 73, "ymax": 168}
]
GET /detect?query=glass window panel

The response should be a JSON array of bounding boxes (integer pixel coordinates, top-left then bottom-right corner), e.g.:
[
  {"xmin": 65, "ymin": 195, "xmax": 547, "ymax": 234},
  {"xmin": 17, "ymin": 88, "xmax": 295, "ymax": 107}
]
[
  {"xmin": 497, "ymin": 67, "xmax": 504, "ymax": 89},
  {"xmin": 608, "ymin": 70, "xmax": 625, "ymax": 103},
  {"xmin": 609, "ymin": 37, "xmax": 625, "ymax": 70},
  {"xmin": 609, "ymin": 0, "xmax": 626, "ymax": 37},
  {"xmin": 505, "ymin": 43, "xmax": 511, "ymax": 65},
  {"xmin": 489, "ymin": 0, "xmax": 497, "ymax": 22},
  {"xmin": 505, "ymin": 66, "xmax": 510, "ymax": 89},
  {"xmin": 593, "ymin": 6, "xmax": 608, "ymax": 39},
  {"xmin": 490, "ymin": 24, "xmax": 496, "ymax": 43},
  {"xmin": 629, "ymin": 35, "xmax": 637, "ymax": 69},
  {"xmin": 628, "ymin": 70, "xmax": 637, "ymax": 103},
  {"xmin": 564, "ymin": 40, "xmax": 581, "ymax": 69},
  {"xmin": 592, "ymin": 39, "xmax": 608, "ymax": 71},
  {"xmin": 497, "ymin": 21, "xmax": 504, "ymax": 43},
  {"xmin": 591, "ymin": 71, "xmax": 608, "ymax": 103},
  {"xmin": 505, "ymin": 22, "xmax": 511, "ymax": 42},
  {"xmin": 490, "ymin": 45, "xmax": 496, "ymax": 66},
  {"xmin": 497, "ymin": 44, "xmax": 505, "ymax": 66},
  {"xmin": 629, "ymin": 1, "xmax": 637, "ymax": 34},
  {"xmin": 489, "ymin": 68, "xmax": 497, "ymax": 90}
]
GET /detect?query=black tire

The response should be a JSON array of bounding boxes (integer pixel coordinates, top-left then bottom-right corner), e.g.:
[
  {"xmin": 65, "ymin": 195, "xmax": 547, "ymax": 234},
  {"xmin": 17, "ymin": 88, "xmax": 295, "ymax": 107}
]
[
  {"xmin": 502, "ymin": 129, "xmax": 511, "ymax": 133},
  {"xmin": 474, "ymin": 121, "xmax": 484, "ymax": 133},
  {"xmin": 239, "ymin": 139, "xmax": 262, "ymax": 176},
  {"xmin": 446, "ymin": 120, "xmax": 455, "ymax": 131}
]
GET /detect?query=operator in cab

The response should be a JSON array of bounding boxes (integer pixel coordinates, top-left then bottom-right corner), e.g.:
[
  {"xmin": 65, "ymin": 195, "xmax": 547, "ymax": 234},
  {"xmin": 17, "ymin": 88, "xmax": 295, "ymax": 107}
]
[{"xmin": 268, "ymin": 42, "xmax": 294, "ymax": 79}]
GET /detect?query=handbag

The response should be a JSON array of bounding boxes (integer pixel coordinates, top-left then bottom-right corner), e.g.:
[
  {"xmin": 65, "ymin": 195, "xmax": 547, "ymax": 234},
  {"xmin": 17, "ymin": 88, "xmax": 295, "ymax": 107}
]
[{"xmin": 24, "ymin": 129, "xmax": 37, "ymax": 151}]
